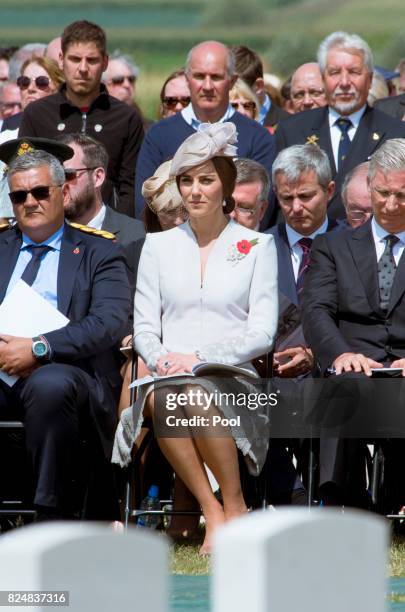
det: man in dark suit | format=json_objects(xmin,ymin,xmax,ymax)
[
  {"xmin": 267, "ymin": 143, "xmax": 338, "ymax": 377},
  {"xmin": 374, "ymin": 93, "xmax": 405, "ymax": 121},
  {"xmin": 59, "ymin": 133, "xmax": 145, "ymax": 292},
  {"xmin": 302, "ymin": 138, "xmax": 405, "ymax": 509},
  {"xmin": 0, "ymin": 138, "xmax": 131, "ymax": 518},
  {"xmin": 276, "ymin": 31, "xmax": 405, "ymax": 220}
]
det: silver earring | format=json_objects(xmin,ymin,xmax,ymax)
[{"xmin": 222, "ymin": 200, "xmax": 226, "ymax": 207}]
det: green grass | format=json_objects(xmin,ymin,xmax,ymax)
[{"xmin": 170, "ymin": 536, "xmax": 405, "ymax": 577}]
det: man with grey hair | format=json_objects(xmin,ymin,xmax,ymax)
[
  {"xmin": 230, "ymin": 158, "xmax": 269, "ymax": 231},
  {"xmin": 341, "ymin": 161, "xmax": 373, "ymax": 228},
  {"xmin": 267, "ymin": 143, "xmax": 338, "ymax": 377},
  {"xmin": 276, "ymin": 31, "xmax": 405, "ymax": 220},
  {"xmin": 103, "ymin": 51, "xmax": 139, "ymax": 106},
  {"xmin": 302, "ymin": 137, "xmax": 405, "ymax": 509},
  {"xmin": 0, "ymin": 137, "xmax": 131, "ymax": 520},
  {"xmin": 135, "ymin": 40, "xmax": 276, "ymax": 218}
]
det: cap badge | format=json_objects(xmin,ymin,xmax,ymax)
[{"xmin": 17, "ymin": 142, "xmax": 34, "ymax": 156}]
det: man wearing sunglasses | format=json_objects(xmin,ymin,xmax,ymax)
[
  {"xmin": 0, "ymin": 137, "xmax": 131, "ymax": 520},
  {"xmin": 19, "ymin": 20, "xmax": 144, "ymax": 220},
  {"xmin": 135, "ymin": 40, "xmax": 276, "ymax": 219},
  {"xmin": 59, "ymin": 133, "xmax": 145, "ymax": 291},
  {"xmin": 103, "ymin": 52, "xmax": 139, "ymax": 107}
]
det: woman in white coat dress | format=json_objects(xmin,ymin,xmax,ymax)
[{"xmin": 116, "ymin": 122, "xmax": 278, "ymax": 553}]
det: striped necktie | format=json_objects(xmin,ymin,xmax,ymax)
[{"xmin": 296, "ymin": 237, "xmax": 313, "ymax": 302}]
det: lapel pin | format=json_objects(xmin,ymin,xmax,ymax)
[
  {"xmin": 306, "ymin": 135, "xmax": 319, "ymax": 145},
  {"xmin": 73, "ymin": 247, "xmax": 80, "ymax": 254},
  {"xmin": 57, "ymin": 123, "xmax": 66, "ymax": 131},
  {"xmin": 372, "ymin": 132, "xmax": 380, "ymax": 140},
  {"xmin": 94, "ymin": 124, "xmax": 103, "ymax": 132}
]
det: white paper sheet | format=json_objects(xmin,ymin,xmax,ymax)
[{"xmin": 0, "ymin": 280, "xmax": 70, "ymax": 385}]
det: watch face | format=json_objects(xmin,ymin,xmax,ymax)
[{"xmin": 33, "ymin": 341, "xmax": 47, "ymax": 357}]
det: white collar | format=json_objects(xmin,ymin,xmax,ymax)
[
  {"xmin": 181, "ymin": 103, "xmax": 235, "ymax": 128},
  {"xmin": 371, "ymin": 216, "xmax": 405, "ymax": 245},
  {"xmin": 285, "ymin": 217, "xmax": 329, "ymax": 248},
  {"xmin": 328, "ymin": 105, "xmax": 366, "ymax": 130},
  {"xmin": 87, "ymin": 204, "xmax": 107, "ymax": 231}
]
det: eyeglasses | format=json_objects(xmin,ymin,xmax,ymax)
[
  {"xmin": 9, "ymin": 184, "xmax": 61, "ymax": 205},
  {"xmin": 291, "ymin": 88, "xmax": 325, "ymax": 101},
  {"xmin": 17, "ymin": 75, "xmax": 51, "ymax": 91},
  {"xmin": 234, "ymin": 205, "xmax": 256, "ymax": 217},
  {"xmin": 347, "ymin": 208, "xmax": 373, "ymax": 221},
  {"xmin": 371, "ymin": 187, "xmax": 405, "ymax": 204},
  {"xmin": 64, "ymin": 167, "xmax": 97, "ymax": 181},
  {"xmin": 0, "ymin": 101, "xmax": 21, "ymax": 111},
  {"xmin": 110, "ymin": 75, "xmax": 136, "ymax": 85},
  {"xmin": 162, "ymin": 96, "xmax": 190, "ymax": 109},
  {"xmin": 231, "ymin": 101, "xmax": 256, "ymax": 112}
]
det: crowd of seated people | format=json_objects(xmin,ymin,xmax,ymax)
[{"xmin": 1, "ymin": 20, "xmax": 405, "ymax": 547}]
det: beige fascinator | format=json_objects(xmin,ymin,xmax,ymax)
[
  {"xmin": 142, "ymin": 159, "xmax": 183, "ymax": 213},
  {"xmin": 170, "ymin": 122, "xmax": 238, "ymax": 177}
]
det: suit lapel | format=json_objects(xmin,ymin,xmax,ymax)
[
  {"xmin": 57, "ymin": 224, "xmax": 85, "ymax": 315},
  {"xmin": 101, "ymin": 206, "xmax": 120, "ymax": 239},
  {"xmin": 348, "ymin": 220, "xmax": 381, "ymax": 313},
  {"xmin": 305, "ymin": 108, "xmax": 336, "ymax": 174},
  {"xmin": 0, "ymin": 230, "xmax": 22, "ymax": 303},
  {"xmin": 277, "ymin": 224, "xmax": 299, "ymax": 305},
  {"xmin": 387, "ymin": 246, "xmax": 405, "ymax": 314}
]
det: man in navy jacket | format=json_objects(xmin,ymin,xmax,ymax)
[
  {"xmin": 135, "ymin": 41, "xmax": 276, "ymax": 219},
  {"xmin": 0, "ymin": 139, "xmax": 131, "ymax": 518}
]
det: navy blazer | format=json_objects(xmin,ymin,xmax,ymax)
[
  {"xmin": 266, "ymin": 219, "xmax": 339, "ymax": 306},
  {"xmin": 276, "ymin": 106, "xmax": 405, "ymax": 219},
  {"xmin": 0, "ymin": 223, "xmax": 132, "ymax": 455},
  {"xmin": 302, "ymin": 219, "xmax": 405, "ymax": 372}
]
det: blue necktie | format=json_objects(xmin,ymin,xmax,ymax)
[
  {"xmin": 20, "ymin": 245, "xmax": 52, "ymax": 286},
  {"xmin": 336, "ymin": 117, "xmax": 353, "ymax": 169}
]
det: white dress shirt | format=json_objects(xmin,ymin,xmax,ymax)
[
  {"xmin": 285, "ymin": 218, "xmax": 329, "ymax": 281},
  {"xmin": 371, "ymin": 217, "xmax": 405, "ymax": 265},
  {"xmin": 328, "ymin": 106, "xmax": 366, "ymax": 169},
  {"xmin": 87, "ymin": 204, "xmax": 107, "ymax": 230}
]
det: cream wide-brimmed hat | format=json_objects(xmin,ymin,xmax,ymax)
[
  {"xmin": 170, "ymin": 122, "xmax": 238, "ymax": 177},
  {"xmin": 141, "ymin": 159, "xmax": 183, "ymax": 213}
]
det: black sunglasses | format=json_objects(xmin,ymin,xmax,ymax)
[
  {"xmin": 111, "ymin": 75, "xmax": 136, "ymax": 85},
  {"xmin": 64, "ymin": 167, "xmax": 97, "ymax": 181},
  {"xmin": 17, "ymin": 75, "xmax": 51, "ymax": 91},
  {"xmin": 9, "ymin": 185, "xmax": 61, "ymax": 205},
  {"xmin": 231, "ymin": 101, "xmax": 256, "ymax": 111},
  {"xmin": 162, "ymin": 96, "xmax": 190, "ymax": 109}
]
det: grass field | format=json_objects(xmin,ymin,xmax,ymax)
[{"xmin": 2, "ymin": 0, "xmax": 405, "ymax": 116}]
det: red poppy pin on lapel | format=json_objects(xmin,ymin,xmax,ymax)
[{"xmin": 73, "ymin": 247, "xmax": 80, "ymax": 254}]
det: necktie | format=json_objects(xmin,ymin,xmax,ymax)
[
  {"xmin": 336, "ymin": 117, "xmax": 353, "ymax": 169},
  {"xmin": 296, "ymin": 237, "xmax": 313, "ymax": 301},
  {"xmin": 378, "ymin": 234, "xmax": 399, "ymax": 310},
  {"xmin": 20, "ymin": 245, "xmax": 52, "ymax": 286}
]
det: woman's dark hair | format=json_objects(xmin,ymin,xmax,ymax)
[
  {"xmin": 176, "ymin": 156, "xmax": 237, "ymax": 214},
  {"xmin": 211, "ymin": 156, "xmax": 237, "ymax": 213},
  {"xmin": 142, "ymin": 206, "xmax": 162, "ymax": 233}
]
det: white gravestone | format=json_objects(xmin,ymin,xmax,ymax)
[
  {"xmin": 0, "ymin": 522, "xmax": 168, "ymax": 612},
  {"xmin": 213, "ymin": 509, "xmax": 388, "ymax": 612}
]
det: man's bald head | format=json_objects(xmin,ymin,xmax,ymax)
[
  {"xmin": 185, "ymin": 40, "xmax": 237, "ymax": 123},
  {"xmin": 46, "ymin": 37, "xmax": 62, "ymax": 63},
  {"xmin": 290, "ymin": 62, "xmax": 326, "ymax": 113}
]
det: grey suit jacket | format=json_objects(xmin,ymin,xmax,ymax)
[
  {"xmin": 374, "ymin": 93, "xmax": 405, "ymax": 121},
  {"xmin": 101, "ymin": 205, "xmax": 145, "ymax": 292}
]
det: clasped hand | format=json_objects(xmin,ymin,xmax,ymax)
[
  {"xmin": 156, "ymin": 352, "xmax": 200, "ymax": 376},
  {"xmin": 0, "ymin": 334, "xmax": 38, "ymax": 377},
  {"xmin": 332, "ymin": 352, "xmax": 405, "ymax": 377},
  {"xmin": 273, "ymin": 346, "xmax": 314, "ymax": 377}
]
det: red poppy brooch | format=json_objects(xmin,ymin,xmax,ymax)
[{"xmin": 227, "ymin": 238, "xmax": 259, "ymax": 265}]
